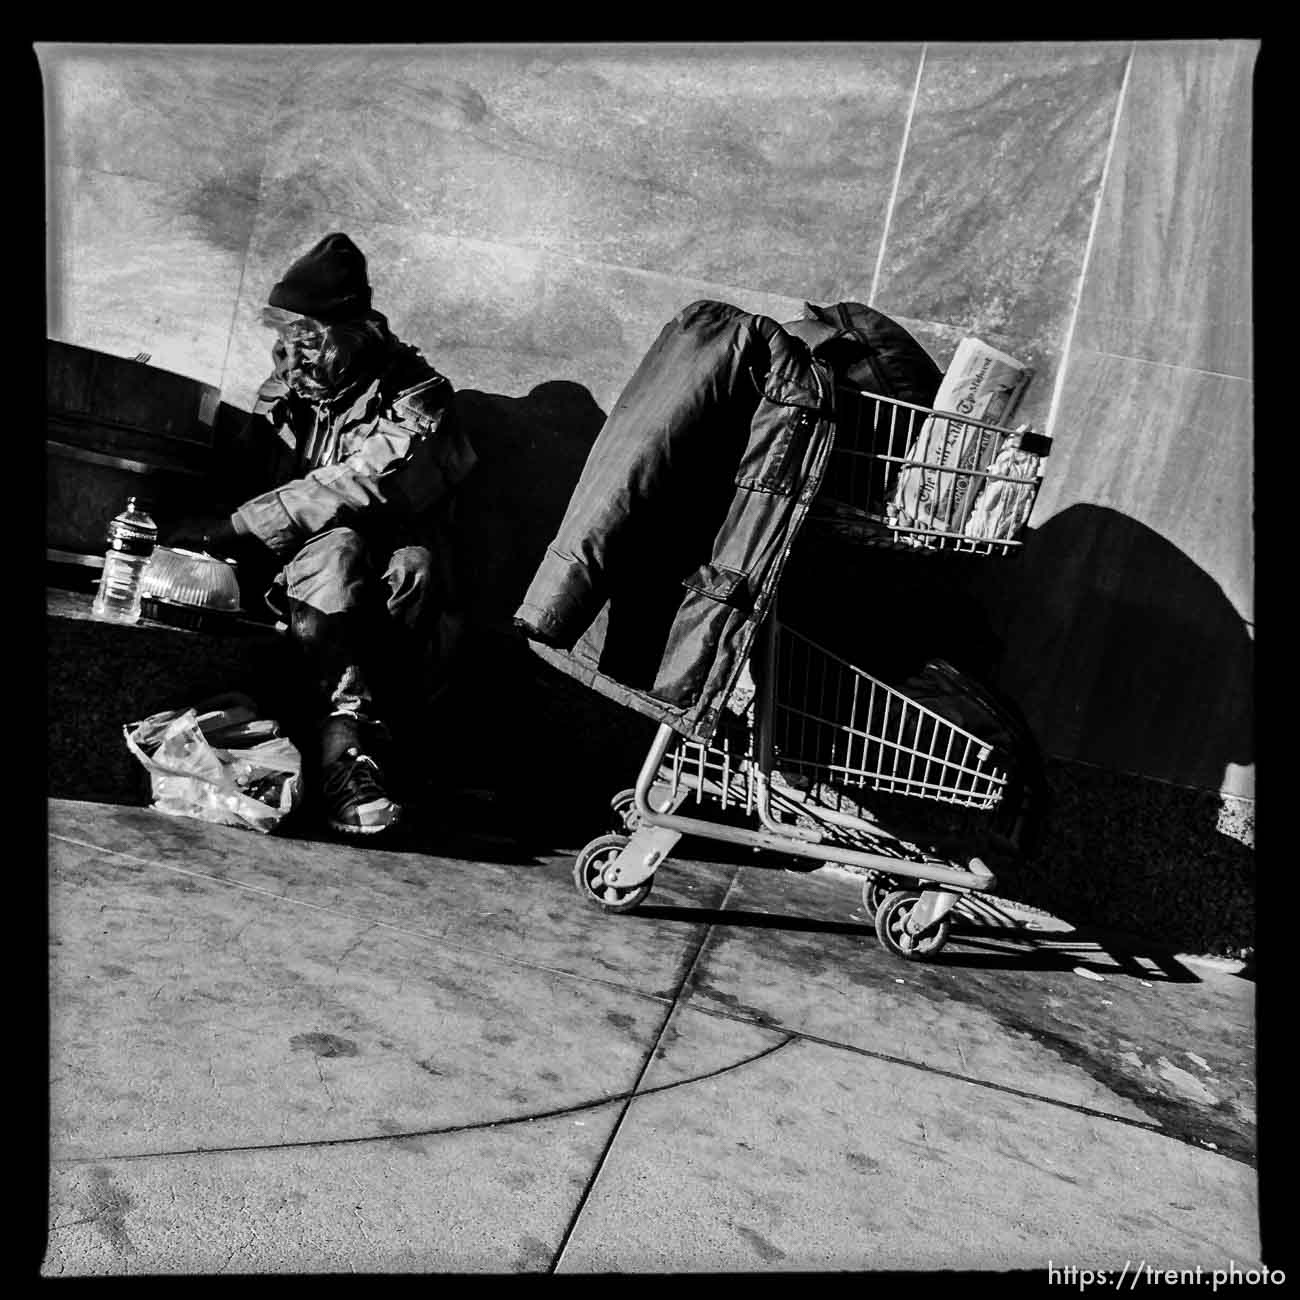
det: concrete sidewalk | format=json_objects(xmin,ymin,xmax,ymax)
[{"xmin": 44, "ymin": 797, "xmax": 1262, "ymax": 1275}]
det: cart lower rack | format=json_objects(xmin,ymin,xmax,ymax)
[{"xmin": 571, "ymin": 615, "xmax": 1010, "ymax": 961}]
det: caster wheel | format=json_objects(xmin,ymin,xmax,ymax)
[
  {"xmin": 860, "ymin": 871, "xmax": 899, "ymax": 922},
  {"xmin": 573, "ymin": 833, "xmax": 654, "ymax": 913},
  {"xmin": 609, "ymin": 788, "xmax": 642, "ymax": 834},
  {"xmin": 875, "ymin": 889, "xmax": 951, "ymax": 961}
]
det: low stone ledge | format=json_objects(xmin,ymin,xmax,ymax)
[{"xmin": 999, "ymin": 757, "xmax": 1255, "ymax": 961}]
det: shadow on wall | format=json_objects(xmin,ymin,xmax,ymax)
[
  {"xmin": 974, "ymin": 503, "xmax": 1253, "ymax": 791},
  {"xmin": 432, "ymin": 380, "xmax": 662, "ymax": 843},
  {"xmin": 452, "ymin": 380, "xmax": 606, "ymax": 635},
  {"xmin": 966, "ymin": 503, "xmax": 1255, "ymax": 956}
]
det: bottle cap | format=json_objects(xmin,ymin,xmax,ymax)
[{"xmin": 108, "ymin": 496, "xmax": 158, "ymax": 553}]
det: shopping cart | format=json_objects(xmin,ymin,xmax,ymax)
[{"xmin": 569, "ymin": 387, "xmax": 1050, "ymax": 962}]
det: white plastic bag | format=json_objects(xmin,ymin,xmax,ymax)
[
  {"xmin": 124, "ymin": 701, "xmax": 303, "ymax": 834},
  {"xmin": 963, "ymin": 426, "xmax": 1043, "ymax": 541}
]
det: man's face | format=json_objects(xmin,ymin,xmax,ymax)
[{"xmin": 262, "ymin": 309, "xmax": 331, "ymax": 398}]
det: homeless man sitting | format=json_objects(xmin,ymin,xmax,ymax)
[{"xmin": 163, "ymin": 233, "xmax": 477, "ymax": 837}]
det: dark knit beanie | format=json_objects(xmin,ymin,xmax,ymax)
[{"xmin": 268, "ymin": 233, "xmax": 373, "ymax": 322}]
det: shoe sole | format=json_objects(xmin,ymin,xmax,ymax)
[{"xmin": 327, "ymin": 813, "xmax": 403, "ymax": 836}]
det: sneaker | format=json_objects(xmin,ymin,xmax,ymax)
[{"xmin": 321, "ymin": 746, "xmax": 403, "ymax": 836}]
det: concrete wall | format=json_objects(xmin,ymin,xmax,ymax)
[{"xmin": 40, "ymin": 42, "xmax": 1256, "ymax": 949}]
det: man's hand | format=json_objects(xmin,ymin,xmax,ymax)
[{"xmin": 160, "ymin": 513, "xmax": 255, "ymax": 561}]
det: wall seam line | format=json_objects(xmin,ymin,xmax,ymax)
[
  {"xmin": 1042, "ymin": 42, "xmax": 1136, "ymax": 443},
  {"xmin": 869, "ymin": 44, "xmax": 925, "ymax": 304},
  {"xmin": 1074, "ymin": 348, "xmax": 1253, "ymax": 384}
]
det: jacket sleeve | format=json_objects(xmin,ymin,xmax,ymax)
[{"xmin": 232, "ymin": 377, "xmax": 477, "ymax": 560}]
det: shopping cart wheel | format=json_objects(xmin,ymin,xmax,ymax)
[
  {"xmin": 860, "ymin": 871, "xmax": 900, "ymax": 922},
  {"xmin": 573, "ymin": 833, "xmax": 654, "ymax": 913},
  {"xmin": 875, "ymin": 890, "xmax": 951, "ymax": 961},
  {"xmin": 609, "ymin": 788, "xmax": 642, "ymax": 834}
]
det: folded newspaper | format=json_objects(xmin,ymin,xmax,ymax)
[{"xmin": 889, "ymin": 337, "xmax": 1033, "ymax": 535}]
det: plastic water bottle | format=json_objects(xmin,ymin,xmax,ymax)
[{"xmin": 92, "ymin": 497, "xmax": 158, "ymax": 624}]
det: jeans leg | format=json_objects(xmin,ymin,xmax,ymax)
[{"xmin": 274, "ymin": 528, "xmax": 385, "ymax": 764}]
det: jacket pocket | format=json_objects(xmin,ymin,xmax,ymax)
[
  {"xmin": 650, "ymin": 564, "xmax": 749, "ymax": 706},
  {"xmin": 680, "ymin": 562, "xmax": 749, "ymax": 609}
]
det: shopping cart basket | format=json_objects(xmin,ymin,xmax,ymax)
[
  {"xmin": 812, "ymin": 383, "xmax": 1051, "ymax": 554},
  {"xmin": 568, "ymin": 387, "xmax": 1050, "ymax": 962}
]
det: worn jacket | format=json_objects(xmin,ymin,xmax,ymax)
[
  {"xmin": 514, "ymin": 300, "xmax": 842, "ymax": 741},
  {"xmin": 225, "ymin": 334, "xmax": 477, "ymax": 563}
]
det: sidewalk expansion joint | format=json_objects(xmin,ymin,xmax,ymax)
[{"xmin": 548, "ymin": 864, "xmax": 749, "ymax": 1274}]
